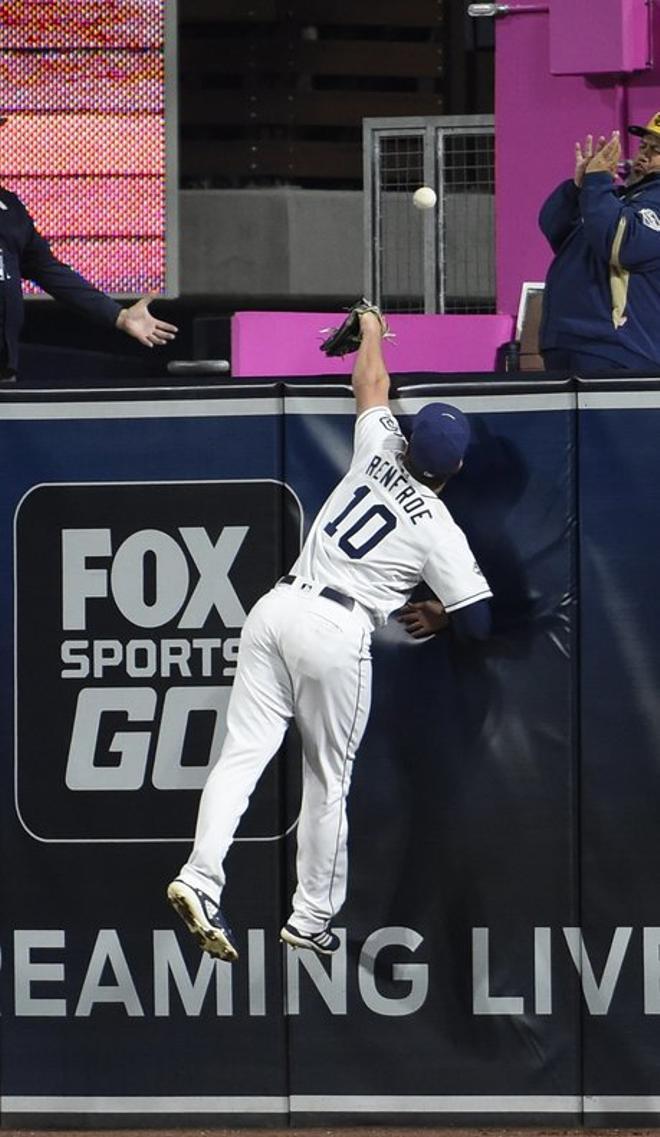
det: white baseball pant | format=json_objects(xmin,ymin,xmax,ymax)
[{"xmin": 178, "ymin": 578, "xmax": 373, "ymax": 934}]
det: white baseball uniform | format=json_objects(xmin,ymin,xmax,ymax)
[{"xmin": 178, "ymin": 405, "xmax": 492, "ymax": 933}]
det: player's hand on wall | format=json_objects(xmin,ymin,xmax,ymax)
[
  {"xmin": 574, "ymin": 134, "xmax": 607, "ymax": 186},
  {"xmin": 397, "ymin": 599, "xmax": 449, "ymax": 638},
  {"xmin": 584, "ymin": 131, "xmax": 621, "ymax": 179},
  {"xmin": 116, "ymin": 293, "xmax": 178, "ymax": 348}
]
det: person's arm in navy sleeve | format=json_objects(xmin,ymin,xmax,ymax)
[
  {"xmin": 18, "ymin": 202, "xmax": 178, "ymax": 347},
  {"xmin": 397, "ymin": 597, "xmax": 491, "ymax": 641},
  {"xmin": 451, "ymin": 598, "xmax": 492, "ymax": 642},
  {"xmin": 539, "ymin": 180, "xmax": 581, "ymax": 252},
  {"xmin": 538, "ymin": 135, "xmax": 612, "ymax": 252},
  {"xmin": 20, "ymin": 222, "xmax": 122, "ymax": 327}
]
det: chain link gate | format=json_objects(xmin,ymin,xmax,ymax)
[{"xmin": 363, "ymin": 115, "xmax": 495, "ymax": 314}]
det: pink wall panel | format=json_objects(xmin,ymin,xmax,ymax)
[
  {"xmin": 231, "ymin": 312, "xmax": 515, "ymax": 377},
  {"xmin": 549, "ymin": 0, "xmax": 650, "ymax": 75}
]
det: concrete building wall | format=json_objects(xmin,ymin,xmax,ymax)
[
  {"xmin": 179, "ymin": 187, "xmax": 495, "ymax": 306},
  {"xmin": 179, "ymin": 188, "xmax": 364, "ymax": 299}
]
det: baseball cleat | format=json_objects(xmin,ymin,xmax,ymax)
[
  {"xmin": 280, "ymin": 921, "xmax": 340, "ymax": 955},
  {"xmin": 167, "ymin": 878, "xmax": 239, "ymax": 962},
  {"xmin": 319, "ymin": 298, "xmax": 393, "ymax": 357}
]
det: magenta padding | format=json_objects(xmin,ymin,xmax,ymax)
[
  {"xmin": 231, "ymin": 311, "xmax": 516, "ymax": 377},
  {"xmin": 550, "ymin": 0, "xmax": 649, "ymax": 75}
]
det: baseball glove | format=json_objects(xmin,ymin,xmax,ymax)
[{"xmin": 319, "ymin": 298, "xmax": 391, "ymax": 357}]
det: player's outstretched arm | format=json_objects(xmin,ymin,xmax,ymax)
[{"xmin": 351, "ymin": 310, "xmax": 391, "ymax": 415}]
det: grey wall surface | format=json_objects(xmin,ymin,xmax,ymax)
[
  {"xmin": 179, "ymin": 188, "xmax": 364, "ymax": 299},
  {"xmin": 179, "ymin": 188, "xmax": 495, "ymax": 306}
]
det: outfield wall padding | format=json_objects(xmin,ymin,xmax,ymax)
[{"xmin": 0, "ymin": 376, "xmax": 655, "ymax": 1127}]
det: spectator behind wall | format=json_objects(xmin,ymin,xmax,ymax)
[
  {"xmin": 0, "ymin": 114, "xmax": 177, "ymax": 382},
  {"xmin": 539, "ymin": 118, "xmax": 660, "ymax": 374}
]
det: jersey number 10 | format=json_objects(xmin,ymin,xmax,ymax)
[{"xmin": 324, "ymin": 484, "xmax": 396, "ymax": 560}]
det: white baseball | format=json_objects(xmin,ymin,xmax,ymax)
[{"xmin": 412, "ymin": 186, "xmax": 437, "ymax": 210}]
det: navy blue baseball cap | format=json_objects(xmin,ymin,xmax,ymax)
[{"xmin": 408, "ymin": 402, "xmax": 470, "ymax": 480}]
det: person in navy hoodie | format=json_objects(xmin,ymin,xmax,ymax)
[{"xmin": 539, "ymin": 115, "xmax": 660, "ymax": 373}]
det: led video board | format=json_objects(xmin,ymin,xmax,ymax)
[{"xmin": 0, "ymin": 0, "xmax": 177, "ymax": 296}]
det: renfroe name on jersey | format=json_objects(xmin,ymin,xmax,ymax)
[{"xmin": 364, "ymin": 453, "xmax": 434, "ymax": 524}]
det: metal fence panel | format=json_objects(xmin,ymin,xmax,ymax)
[{"xmin": 364, "ymin": 116, "xmax": 495, "ymax": 314}]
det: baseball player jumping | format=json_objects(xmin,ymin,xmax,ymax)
[{"xmin": 167, "ymin": 302, "xmax": 492, "ymax": 962}]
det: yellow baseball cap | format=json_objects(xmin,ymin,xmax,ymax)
[{"xmin": 629, "ymin": 112, "xmax": 660, "ymax": 138}]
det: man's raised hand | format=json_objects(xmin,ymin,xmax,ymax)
[
  {"xmin": 584, "ymin": 131, "xmax": 621, "ymax": 179},
  {"xmin": 575, "ymin": 134, "xmax": 607, "ymax": 186}
]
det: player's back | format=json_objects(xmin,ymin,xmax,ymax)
[{"xmin": 290, "ymin": 406, "xmax": 488, "ymax": 626}]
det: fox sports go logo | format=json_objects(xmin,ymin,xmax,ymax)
[
  {"xmin": 60, "ymin": 523, "xmax": 247, "ymax": 793},
  {"xmin": 15, "ymin": 480, "xmax": 299, "ymax": 841}
]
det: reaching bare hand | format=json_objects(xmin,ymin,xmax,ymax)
[
  {"xmin": 584, "ymin": 131, "xmax": 621, "ymax": 179},
  {"xmin": 575, "ymin": 134, "xmax": 607, "ymax": 186},
  {"xmin": 396, "ymin": 600, "xmax": 449, "ymax": 638},
  {"xmin": 116, "ymin": 293, "xmax": 178, "ymax": 348}
]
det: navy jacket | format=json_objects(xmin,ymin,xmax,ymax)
[
  {"xmin": 539, "ymin": 171, "xmax": 660, "ymax": 366},
  {"xmin": 0, "ymin": 186, "xmax": 121, "ymax": 372}
]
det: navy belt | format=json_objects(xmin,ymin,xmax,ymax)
[{"xmin": 279, "ymin": 574, "xmax": 355, "ymax": 612}]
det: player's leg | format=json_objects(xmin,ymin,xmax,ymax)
[
  {"xmin": 168, "ymin": 590, "xmax": 293, "ymax": 957},
  {"xmin": 177, "ymin": 590, "xmax": 293, "ymax": 896},
  {"xmin": 280, "ymin": 603, "xmax": 373, "ymax": 948}
]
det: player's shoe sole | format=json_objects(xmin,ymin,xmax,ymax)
[
  {"xmin": 280, "ymin": 922, "xmax": 340, "ymax": 956},
  {"xmin": 167, "ymin": 879, "xmax": 239, "ymax": 962}
]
